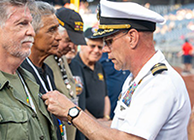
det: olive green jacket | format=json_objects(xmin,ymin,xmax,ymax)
[
  {"xmin": 44, "ymin": 55, "xmax": 76, "ymax": 140},
  {"xmin": 0, "ymin": 67, "xmax": 57, "ymax": 140}
]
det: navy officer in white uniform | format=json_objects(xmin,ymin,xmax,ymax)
[{"xmin": 42, "ymin": 0, "xmax": 191, "ymax": 140}]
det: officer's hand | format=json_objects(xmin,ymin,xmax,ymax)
[{"xmin": 42, "ymin": 90, "xmax": 75, "ymax": 121}]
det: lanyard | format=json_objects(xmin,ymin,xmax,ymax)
[
  {"xmin": 17, "ymin": 70, "xmax": 37, "ymax": 113},
  {"xmin": 26, "ymin": 58, "xmax": 65, "ymax": 137},
  {"xmin": 54, "ymin": 56, "xmax": 74, "ymax": 98},
  {"xmin": 26, "ymin": 57, "xmax": 53, "ymax": 92}
]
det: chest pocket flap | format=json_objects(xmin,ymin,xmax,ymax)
[
  {"xmin": 0, "ymin": 103, "xmax": 29, "ymax": 140},
  {"xmin": 114, "ymin": 101, "xmax": 128, "ymax": 119},
  {"xmin": 0, "ymin": 103, "xmax": 28, "ymax": 123}
]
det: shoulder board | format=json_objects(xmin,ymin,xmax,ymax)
[{"xmin": 151, "ymin": 63, "xmax": 168, "ymax": 76}]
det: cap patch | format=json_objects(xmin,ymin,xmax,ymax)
[
  {"xmin": 92, "ymin": 27, "xmax": 98, "ymax": 33},
  {"xmin": 93, "ymin": 29, "xmax": 114, "ymax": 36},
  {"xmin": 151, "ymin": 63, "xmax": 168, "ymax": 76},
  {"xmin": 57, "ymin": 18, "xmax": 64, "ymax": 26},
  {"xmin": 74, "ymin": 21, "xmax": 83, "ymax": 31}
]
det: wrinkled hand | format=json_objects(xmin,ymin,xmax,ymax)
[{"xmin": 42, "ymin": 90, "xmax": 75, "ymax": 121}]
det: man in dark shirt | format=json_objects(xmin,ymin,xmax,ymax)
[{"xmin": 70, "ymin": 27, "xmax": 110, "ymax": 119}]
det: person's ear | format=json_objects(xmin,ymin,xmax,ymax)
[{"xmin": 126, "ymin": 29, "xmax": 139, "ymax": 49}]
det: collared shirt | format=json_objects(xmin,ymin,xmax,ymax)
[
  {"xmin": 71, "ymin": 53, "xmax": 107, "ymax": 118},
  {"xmin": 0, "ymin": 67, "xmax": 57, "ymax": 140},
  {"xmin": 111, "ymin": 50, "xmax": 191, "ymax": 140}
]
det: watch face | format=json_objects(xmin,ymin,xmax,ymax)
[{"xmin": 70, "ymin": 108, "xmax": 79, "ymax": 117}]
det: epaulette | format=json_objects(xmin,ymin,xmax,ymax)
[{"xmin": 151, "ymin": 63, "xmax": 168, "ymax": 76}]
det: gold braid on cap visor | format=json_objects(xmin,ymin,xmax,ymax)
[
  {"xmin": 93, "ymin": 29, "xmax": 114, "ymax": 36},
  {"xmin": 99, "ymin": 24, "xmax": 131, "ymax": 29}
]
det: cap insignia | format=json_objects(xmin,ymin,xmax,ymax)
[
  {"xmin": 91, "ymin": 27, "xmax": 98, "ymax": 33},
  {"xmin": 93, "ymin": 29, "xmax": 114, "ymax": 36},
  {"xmin": 74, "ymin": 22, "xmax": 83, "ymax": 31}
]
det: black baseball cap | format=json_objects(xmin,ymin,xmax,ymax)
[
  {"xmin": 84, "ymin": 27, "xmax": 103, "ymax": 39},
  {"xmin": 56, "ymin": 7, "xmax": 86, "ymax": 45}
]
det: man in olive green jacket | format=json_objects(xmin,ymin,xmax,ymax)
[
  {"xmin": 0, "ymin": 0, "xmax": 57, "ymax": 139},
  {"xmin": 0, "ymin": 68, "xmax": 57, "ymax": 140}
]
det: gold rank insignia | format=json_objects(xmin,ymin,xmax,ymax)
[
  {"xmin": 98, "ymin": 73, "xmax": 104, "ymax": 81},
  {"xmin": 151, "ymin": 63, "xmax": 168, "ymax": 76}
]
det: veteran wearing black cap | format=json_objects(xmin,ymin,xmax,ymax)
[
  {"xmin": 42, "ymin": 1, "xmax": 191, "ymax": 140},
  {"xmin": 71, "ymin": 26, "xmax": 111, "ymax": 120},
  {"xmin": 56, "ymin": 7, "xmax": 86, "ymax": 63},
  {"xmin": 44, "ymin": 7, "xmax": 86, "ymax": 140}
]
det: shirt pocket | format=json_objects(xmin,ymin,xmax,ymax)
[
  {"xmin": 114, "ymin": 100, "xmax": 128, "ymax": 120},
  {"xmin": 0, "ymin": 103, "xmax": 29, "ymax": 140}
]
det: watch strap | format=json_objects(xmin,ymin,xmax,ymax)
[{"xmin": 67, "ymin": 106, "xmax": 81, "ymax": 125}]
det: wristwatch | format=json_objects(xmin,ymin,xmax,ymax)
[{"xmin": 67, "ymin": 106, "xmax": 81, "ymax": 125}]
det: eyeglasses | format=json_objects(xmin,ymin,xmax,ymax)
[
  {"xmin": 103, "ymin": 30, "xmax": 129, "ymax": 47},
  {"xmin": 88, "ymin": 44, "xmax": 103, "ymax": 50}
]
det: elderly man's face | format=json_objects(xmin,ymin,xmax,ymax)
[
  {"xmin": 82, "ymin": 38, "xmax": 103, "ymax": 63},
  {"xmin": 57, "ymin": 30, "xmax": 72, "ymax": 57},
  {"xmin": 33, "ymin": 14, "xmax": 61, "ymax": 56},
  {"xmin": 0, "ymin": 6, "xmax": 35, "ymax": 59},
  {"xmin": 65, "ymin": 38, "xmax": 78, "ymax": 61}
]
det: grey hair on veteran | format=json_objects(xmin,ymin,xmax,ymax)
[
  {"xmin": 0, "ymin": 0, "xmax": 35, "ymax": 27},
  {"xmin": 58, "ymin": 25, "xmax": 66, "ymax": 34},
  {"xmin": 29, "ymin": 1, "xmax": 56, "ymax": 33}
]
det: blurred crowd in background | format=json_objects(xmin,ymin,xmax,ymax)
[{"xmin": 38, "ymin": 0, "xmax": 194, "ymax": 67}]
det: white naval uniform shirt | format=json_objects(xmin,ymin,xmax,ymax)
[{"xmin": 111, "ymin": 50, "xmax": 191, "ymax": 140}]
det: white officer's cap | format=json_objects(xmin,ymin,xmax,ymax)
[{"xmin": 93, "ymin": 0, "xmax": 165, "ymax": 38}]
